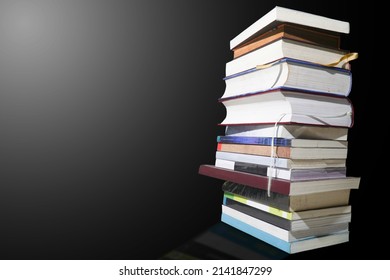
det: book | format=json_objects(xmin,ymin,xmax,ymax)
[
  {"xmin": 222, "ymin": 181, "xmax": 351, "ymax": 212},
  {"xmin": 224, "ymin": 196, "xmax": 351, "ymax": 231},
  {"xmin": 217, "ymin": 136, "xmax": 348, "ymax": 148},
  {"xmin": 216, "ymin": 142, "xmax": 348, "ymax": 160},
  {"xmin": 220, "ymin": 89, "xmax": 354, "ymax": 127},
  {"xmin": 216, "ymin": 151, "xmax": 346, "ymax": 169},
  {"xmin": 222, "ymin": 205, "xmax": 349, "ymax": 242},
  {"xmin": 230, "ymin": 6, "xmax": 349, "ymax": 50},
  {"xmin": 226, "ymin": 38, "xmax": 349, "ymax": 76},
  {"xmin": 233, "ymin": 23, "xmax": 341, "ymax": 58},
  {"xmin": 223, "ymin": 192, "xmax": 352, "ymax": 221},
  {"xmin": 215, "ymin": 159, "xmax": 347, "ymax": 181},
  {"xmin": 221, "ymin": 211, "xmax": 349, "ymax": 254},
  {"xmin": 224, "ymin": 124, "xmax": 349, "ymax": 140},
  {"xmin": 222, "ymin": 58, "xmax": 352, "ymax": 99},
  {"xmin": 198, "ymin": 164, "xmax": 360, "ymax": 196}
]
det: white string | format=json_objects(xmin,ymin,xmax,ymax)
[{"xmin": 266, "ymin": 111, "xmax": 353, "ymax": 197}]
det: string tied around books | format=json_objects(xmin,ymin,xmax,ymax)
[
  {"xmin": 256, "ymin": 52, "xmax": 359, "ymax": 70},
  {"xmin": 267, "ymin": 110, "xmax": 353, "ymax": 197}
]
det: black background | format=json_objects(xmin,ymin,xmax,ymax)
[{"xmin": 0, "ymin": 0, "xmax": 379, "ymax": 260}]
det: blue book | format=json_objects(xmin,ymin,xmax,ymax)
[
  {"xmin": 216, "ymin": 136, "xmax": 348, "ymax": 148},
  {"xmin": 221, "ymin": 212, "xmax": 349, "ymax": 254}
]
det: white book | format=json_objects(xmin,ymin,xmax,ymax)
[
  {"xmin": 222, "ymin": 58, "xmax": 352, "ymax": 99},
  {"xmin": 226, "ymin": 38, "xmax": 348, "ymax": 77},
  {"xmin": 215, "ymin": 151, "xmax": 346, "ymax": 169},
  {"xmin": 220, "ymin": 89, "xmax": 354, "ymax": 127},
  {"xmin": 222, "ymin": 210, "xmax": 350, "ymax": 254},
  {"xmin": 215, "ymin": 158, "xmax": 347, "ymax": 181},
  {"xmin": 224, "ymin": 192, "xmax": 352, "ymax": 221},
  {"xmin": 230, "ymin": 6, "xmax": 349, "ymax": 49},
  {"xmin": 224, "ymin": 124, "xmax": 349, "ymax": 141}
]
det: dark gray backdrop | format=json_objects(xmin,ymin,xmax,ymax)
[{"xmin": 0, "ymin": 0, "xmax": 375, "ymax": 259}]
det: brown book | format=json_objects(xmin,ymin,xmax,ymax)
[
  {"xmin": 198, "ymin": 164, "xmax": 360, "ymax": 196},
  {"xmin": 216, "ymin": 143, "xmax": 348, "ymax": 159},
  {"xmin": 233, "ymin": 23, "xmax": 341, "ymax": 58}
]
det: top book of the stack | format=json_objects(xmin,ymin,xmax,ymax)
[{"xmin": 230, "ymin": 6, "xmax": 350, "ymax": 50}]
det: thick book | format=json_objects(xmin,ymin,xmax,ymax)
[
  {"xmin": 222, "ymin": 181, "xmax": 351, "ymax": 212},
  {"xmin": 220, "ymin": 89, "xmax": 354, "ymax": 128},
  {"xmin": 223, "ymin": 192, "xmax": 352, "ymax": 221},
  {"xmin": 198, "ymin": 164, "xmax": 360, "ymax": 196},
  {"xmin": 224, "ymin": 124, "xmax": 349, "ymax": 140},
  {"xmin": 230, "ymin": 6, "xmax": 349, "ymax": 49},
  {"xmin": 223, "ymin": 196, "xmax": 351, "ymax": 231},
  {"xmin": 216, "ymin": 151, "xmax": 346, "ymax": 169},
  {"xmin": 216, "ymin": 142, "xmax": 348, "ymax": 160},
  {"xmin": 221, "ymin": 211, "xmax": 349, "ymax": 254},
  {"xmin": 233, "ymin": 23, "xmax": 341, "ymax": 58},
  {"xmin": 222, "ymin": 58, "xmax": 352, "ymax": 99},
  {"xmin": 217, "ymin": 136, "xmax": 348, "ymax": 148},
  {"xmin": 215, "ymin": 159, "xmax": 347, "ymax": 181},
  {"xmin": 222, "ymin": 205, "xmax": 349, "ymax": 242},
  {"xmin": 226, "ymin": 38, "xmax": 349, "ymax": 76}
]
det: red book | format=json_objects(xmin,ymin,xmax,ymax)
[{"xmin": 198, "ymin": 164, "xmax": 359, "ymax": 196}]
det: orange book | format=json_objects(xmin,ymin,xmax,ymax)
[
  {"xmin": 233, "ymin": 23, "xmax": 340, "ymax": 58},
  {"xmin": 216, "ymin": 142, "xmax": 347, "ymax": 160}
]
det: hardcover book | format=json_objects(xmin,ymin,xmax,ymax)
[
  {"xmin": 230, "ymin": 6, "xmax": 349, "ymax": 49},
  {"xmin": 224, "ymin": 124, "xmax": 349, "ymax": 140},
  {"xmin": 220, "ymin": 89, "xmax": 354, "ymax": 128},
  {"xmin": 198, "ymin": 164, "xmax": 360, "ymax": 196},
  {"xmin": 226, "ymin": 38, "xmax": 349, "ymax": 76},
  {"xmin": 217, "ymin": 136, "xmax": 348, "ymax": 148},
  {"xmin": 222, "ymin": 58, "xmax": 352, "ymax": 99},
  {"xmin": 233, "ymin": 23, "xmax": 341, "ymax": 58}
]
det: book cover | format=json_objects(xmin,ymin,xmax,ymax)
[
  {"xmin": 198, "ymin": 164, "xmax": 360, "ymax": 196},
  {"xmin": 230, "ymin": 6, "xmax": 350, "ymax": 49}
]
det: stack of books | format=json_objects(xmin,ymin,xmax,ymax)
[{"xmin": 199, "ymin": 6, "xmax": 360, "ymax": 254}]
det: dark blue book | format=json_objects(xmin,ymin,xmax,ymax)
[{"xmin": 216, "ymin": 136, "xmax": 347, "ymax": 148}]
